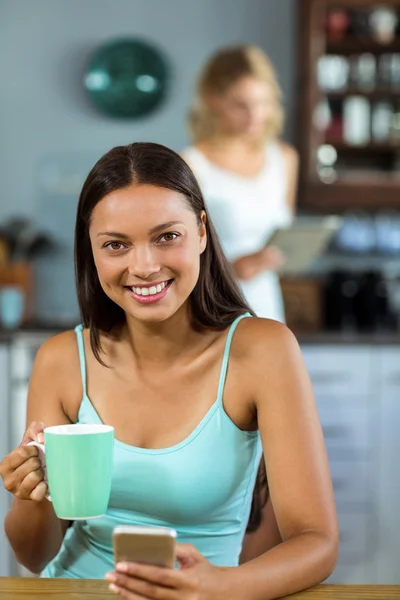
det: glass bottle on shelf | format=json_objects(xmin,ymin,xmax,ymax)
[
  {"xmin": 316, "ymin": 144, "xmax": 338, "ymax": 184},
  {"xmin": 369, "ymin": 6, "xmax": 399, "ymax": 44},
  {"xmin": 350, "ymin": 53, "xmax": 376, "ymax": 91},
  {"xmin": 325, "ymin": 8, "xmax": 350, "ymax": 42},
  {"xmin": 343, "ymin": 96, "xmax": 371, "ymax": 145},
  {"xmin": 372, "ymin": 101, "xmax": 393, "ymax": 141},
  {"xmin": 317, "ymin": 55, "xmax": 349, "ymax": 91}
]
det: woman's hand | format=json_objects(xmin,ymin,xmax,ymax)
[
  {"xmin": 0, "ymin": 421, "xmax": 48, "ymax": 502},
  {"xmin": 106, "ymin": 543, "xmax": 229, "ymax": 600},
  {"xmin": 232, "ymin": 246, "xmax": 285, "ymax": 281}
]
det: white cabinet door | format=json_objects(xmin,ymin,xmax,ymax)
[
  {"xmin": 302, "ymin": 346, "xmax": 372, "ymax": 399},
  {"xmin": 301, "ymin": 345, "xmax": 377, "ymax": 583},
  {"xmin": 0, "ymin": 344, "xmax": 12, "ymax": 576},
  {"xmin": 377, "ymin": 347, "xmax": 400, "ymax": 584}
]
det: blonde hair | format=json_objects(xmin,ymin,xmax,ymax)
[{"xmin": 188, "ymin": 45, "xmax": 284, "ymax": 143}]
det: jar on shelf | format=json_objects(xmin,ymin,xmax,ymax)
[
  {"xmin": 369, "ymin": 6, "xmax": 399, "ymax": 44},
  {"xmin": 343, "ymin": 96, "xmax": 371, "ymax": 145},
  {"xmin": 371, "ymin": 101, "xmax": 393, "ymax": 141},
  {"xmin": 325, "ymin": 8, "xmax": 351, "ymax": 41}
]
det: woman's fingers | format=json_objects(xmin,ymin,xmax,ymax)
[
  {"xmin": 12, "ymin": 456, "xmax": 42, "ymax": 488},
  {"xmin": 21, "ymin": 421, "xmax": 45, "ymax": 445},
  {"xmin": 17, "ymin": 467, "xmax": 45, "ymax": 499},
  {"xmin": 29, "ymin": 480, "xmax": 49, "ymax": 502}
]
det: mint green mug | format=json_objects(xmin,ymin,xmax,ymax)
[{"xmin": 28, "ymin": 424, "xmax": 114, "ymax": 520}]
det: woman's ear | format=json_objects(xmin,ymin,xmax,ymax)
[{"xmin": 199, "ymin": 210, "xmax": 207, "ymax": 254}]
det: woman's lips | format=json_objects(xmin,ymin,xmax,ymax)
[{"xmin": 125, "ymin": 280, "xmax": 173, "ymax": 305}]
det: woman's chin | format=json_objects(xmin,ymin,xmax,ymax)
[{"xmin": 125, "ymin": 302, "xmax": 181, "ymax": 324}]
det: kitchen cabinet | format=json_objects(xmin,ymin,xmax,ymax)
[
  {"xmin": 301, "ymin": 344, "xmax": 399, "ymax": 584},
  {"xmin": 376, "ymin": 348, "xmax": 400, "ymax": 584},
  {"xmin": 0, "ymin": 332, "xmax": 55, "ymax": 577}
]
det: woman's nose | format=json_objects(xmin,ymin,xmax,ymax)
[{"xmin": 128, "ymin": 245, "xmax": 161, "ymax": 279}]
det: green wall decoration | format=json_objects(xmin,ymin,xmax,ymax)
[{"xmin": 84, "ymin": 38, "xmax": 170, "ymax": 119}]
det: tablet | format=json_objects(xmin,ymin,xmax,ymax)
[{"xmin": 265, "ymin": 216, "xmax": 341, "ymax": 274}]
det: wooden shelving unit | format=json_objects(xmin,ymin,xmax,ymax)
[
  {"xmin": 326, "ymin": 89, "xmax": 400, "ymax": 99},
  {"xmin": 326, "ymin": 38, "xmax": 400, "ymax": 54},
  {"xmin": 298, "ymin": 0, "xmax": 400, "ymax": 211}
]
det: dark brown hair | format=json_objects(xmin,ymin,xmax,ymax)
[{"xmin": 74, "ymin": 141, "xmax": 267, "ymax": 532}]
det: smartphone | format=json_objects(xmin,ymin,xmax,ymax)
[{"xmin": 113, "ymin": 526, "xmax": 177, "ymax": 568}]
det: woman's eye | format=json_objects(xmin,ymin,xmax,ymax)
[
  {"xmin": 104, "ymin": 241, "xmax": 125, "ymax": 251},
  {"xmin": 159, "ymin": 232, "xmax": 179, "ymax": 244}
]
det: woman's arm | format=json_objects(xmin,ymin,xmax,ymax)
[
  {"xmin": 232, "ymin": 247, "xmax": 284, "ymax": 281},
  {"xmin": 3, "ymin": 332, "xmax": 79, "ymax": 573},
  {"xmin": 239, "ymin": 496, "xmax": 282, "ymax": 564},
  {"xmin": 280, "ymin": 142, "xmax": 299, "ymax": 215},
  {"xmin": 228, "ymin": 320, "xmax": 338, "ymax": 599}
]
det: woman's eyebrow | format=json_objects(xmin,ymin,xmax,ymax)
[
  {"xmin": 148, "ymin": 221, "xmax": 184, "ymax": 234},
  {"xmin": 96, "ymin": 231, "xmax": 131, "ymax": 239},
  {"xmin": 96, "ymin": 222, "xmax": 184, "ymax": 238}
]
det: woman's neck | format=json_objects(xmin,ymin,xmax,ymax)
[{"xmin": 121, "ymin": 305, "xmax": 205, "ymax": 366}]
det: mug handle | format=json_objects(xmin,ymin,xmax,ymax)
[{"xmin": 26, "ymin": 441, "xmax": 52, "ymax": 501}]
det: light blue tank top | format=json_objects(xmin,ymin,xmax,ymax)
[{"xmin": 41, "ymin": 313, "xmax": 262, "ymax": 578}]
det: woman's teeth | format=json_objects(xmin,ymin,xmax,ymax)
[{"xmin": 131, "ymin": 281, "xmax": 168, "ymax": 296}]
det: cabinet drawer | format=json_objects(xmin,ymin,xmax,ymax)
[
  {"xmin": 329, "ymin": 460, "xmax": 370, "ymax": 506},
  {"xmin": 318, "ymin": 404, "xmax": 371, "ymax": 457},
  {"xmin": 337, "ymin": 511, "xmax": 377, "ymax": 565},
  {"xmin": 327, "ymin": 562, "xmax": 377, "ymax": 585},
  {"xmin": 380, "ymin": 348, "xmax": 400, "ymax": 387},
  {"xmin": 302, "ymin": 347, "xmax": 372, "ymax": 398}
]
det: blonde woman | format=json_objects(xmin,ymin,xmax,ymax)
[{"xmin": 183, "ymin": 45, "xmax": 299, "ymax": 323}]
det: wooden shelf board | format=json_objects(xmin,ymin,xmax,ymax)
[
  {"xmin": 326, "ymin": 38, "xmax": 400, "ymax": 55},
  {"xmin": 325, "ymin": 89, "xmax": 400, "ymax": 99},
  {"xmin": 324, "ymin": 141, "xmax": 400, "ymax": 152},
  {"xmin": 300, "ymin": 179, "xmax": 400, "ymax": 212}
]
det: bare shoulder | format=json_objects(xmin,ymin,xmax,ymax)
[
  {"xmin": 35, "ymin": 329, "xmax": 79, "ymax": 370},
  {"xmin": 231, "ymin": 317, "xmax": 304, "ymax": 383},
  {"xmin": 233, "ymin": 316, "xmax": 299, "ymax": 356},
  {"xmin": 32, "ymin": 329, "xmax": 83, "ymax": 396},
  {"xmin": 278, "ymin": 141, "xmax": 299, "ymax": 165},
  {"xmin": 27, "ymin": 329, "xmax": 83, "ymax": 425},
  {"xmin": 194, "ymin": 141, "xmax": 208, "ymax": 153}
]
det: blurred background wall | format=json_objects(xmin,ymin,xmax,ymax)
[
  {"xmin": 0, "ymin": 0, "xmax": 297, "ymax": 219},
  {"xmin": 0, "ymin": 0, "xmax": 297, "ymax": 321}
]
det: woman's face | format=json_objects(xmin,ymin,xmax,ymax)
[
  {"xmin": 89, "ymin": 184, "xmax": 207, "ymax": 324},
  {"xmin": 210, "ymin": 76, "xmax": 275, "ymax": 139}
]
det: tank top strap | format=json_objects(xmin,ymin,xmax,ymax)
[
  {"xmin": 216, "ymin": 312, "xmax": 252, "ymax": 405},
  {"xmin": 74, "ymin": 324, "xmax": 87, "ymax": 397}
]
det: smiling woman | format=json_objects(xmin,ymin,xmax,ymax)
[
  {"xmin": 75, "ymin": 144, "xmax": 248, "ymax": 362},
  {"xmin": 0, "ymin": 142, "xmax": 338, "ymax": 600}
]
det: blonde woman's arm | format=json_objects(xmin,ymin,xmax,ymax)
[{"xmin": 280, "ymin": 142, "xmax": 299, "ymax": 215}]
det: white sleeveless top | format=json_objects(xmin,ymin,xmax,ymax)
[{"xmin": 183, "ymin": 141, "xmax": 292, "ymax": 321}]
